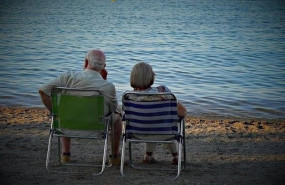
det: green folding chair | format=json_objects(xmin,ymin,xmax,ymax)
[{"xmin": 46, "ymin": 87, "xmax": 111, "ymax": 175}]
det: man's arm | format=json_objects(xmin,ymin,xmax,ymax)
[
  {"xmin": 38, "ymin": 73, "xmax": 65, "ymax": 111},
  {"xmin": 39, "ymin": 90, "xmax": 52, "ymax": 111},
  {"xmin": 107, "ymin": 84, "xmax": 118, "ymax": 113}
]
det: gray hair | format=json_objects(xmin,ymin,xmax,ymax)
[
  {"xmin": 85, "ymin": 50, "xmax": 106, "ymax": 71},
  {"xmin": 130, "ymin": 62, "xmax": 155, "ymax": 89}
]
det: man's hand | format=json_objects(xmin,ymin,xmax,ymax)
[{"xmin": 100, "ymin": 68, "xmax": 108, "ymax": 80}]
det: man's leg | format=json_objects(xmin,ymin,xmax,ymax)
[
  {"xmin": 108, "ymin": 113, "xmax": 122, "ymax": 166},
  {"xmin": 111, "ymin": 113, "xmax": 122, "ymax": 156},
  {"xmin": 62, "ymin": 137, "xmax": 71, "ymax": 153},
  {"xmin": 61, "ymin": 137, "xmax": 71, "ymax": 163}
]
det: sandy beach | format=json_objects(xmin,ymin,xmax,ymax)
[{"xmin": 0, "ymin": 106, "xmax": 284, "ymax": 185}]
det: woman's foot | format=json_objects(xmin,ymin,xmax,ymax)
[
  {"xmin": 142, "ymin": 152, "xmax": 155, "ymax": 164},
  {"xmin": 172, "ymin": 153, "xmax": 178, "ymax": 165}
]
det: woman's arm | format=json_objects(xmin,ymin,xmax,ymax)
[
  {"xmin": 177, "ymin": 101, "xmax": 187, "ymax": 117},
  {"xmin": 157, "ymin": 85, "xmax": 187, "ymax": 117}
]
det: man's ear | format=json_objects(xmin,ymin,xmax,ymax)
[{"xmin": 84, "ymin": 59, "xmax": 88, "ymax": 69}]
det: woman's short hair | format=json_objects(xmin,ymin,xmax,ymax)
[
  {"xmin": 85, "ymin": 50, "xmax": 106, "ymax": 71},
  {"xmin": 130, "ymin": 62, "xmax": 155, "ymax": 89}
]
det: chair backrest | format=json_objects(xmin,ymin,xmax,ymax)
[
  {"xmin": 51, "ymin": 87, "xmax": 105, "ymax": 131},
  {"xmin": 122, "ymin": 92, "xmax": 178, "ymax": 135}
]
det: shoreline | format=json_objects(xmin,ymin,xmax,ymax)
[
  {"xmin": 1, "ymin": 106, "xmax": 284, "ymax": 134},
  {"xmin": 1, "ymin": 106, "xmax": 284, "ymax": 138},
  {"xmin": 1, "ymin": 105, "xmax": 284, "ymax": 122}
]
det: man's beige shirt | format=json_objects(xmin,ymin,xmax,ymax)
[{"xmin": 39, "ymin": 69, "xmax": 118, "ymax": 115}]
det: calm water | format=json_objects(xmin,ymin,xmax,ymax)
[{"xmin": 0, "ymin": 0, "xmax": 284, "ymax": 119}]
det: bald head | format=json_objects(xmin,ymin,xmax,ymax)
[{"xmin": 85, "ymin": 50, "xmax": 106, "ymax": 71}]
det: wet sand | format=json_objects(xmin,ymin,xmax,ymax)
[{"xmin": 0, "ymin": 106, "xmax": 284, "ymax": 185}]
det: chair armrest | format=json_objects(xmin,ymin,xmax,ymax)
[{"xmin": 178, "ymin": 117, "xmax": 184, "ymax": 122}]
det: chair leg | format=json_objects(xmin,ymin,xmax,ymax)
[
  {"xmin": 93, "ymin": 133, "xmax": 108, "ymax": 176},
  {"xmin": 182, "ymin": 119, "xmax": 186, "ymax": 169},
  {"xmin": 129, "ymin": 141, "xmax": 133, "ymax": 167},
  {"xmin": 46, "ymin": 133, "xmax": 69, "ymax": 174},
  {"xmin": 58, "ymin": 137, "xmax": 62, "ymax": 164},
  {"xmin": 46, "ymin": 131, "xmax": 53, "ymax": 172},
  {"xmin": 174, "ymin": 141, "xmax": 182, "ymax": 180},
  {"xmin": 120, "ymin": 136, "xmax": 126, "ymax": 177},
  {"xmin": 183, "ymin": 135, "xmax": 186, "ymax": 169}
]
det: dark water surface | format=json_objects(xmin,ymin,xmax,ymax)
[{"xmin": 0, "ymin": 0, "xmax": 284, "ymax": 118}]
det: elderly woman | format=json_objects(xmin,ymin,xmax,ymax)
[{"xmin": 129, "ymin": 62, "xmax": 187, "ymax": 164}]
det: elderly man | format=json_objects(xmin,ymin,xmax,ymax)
[{"xmin": 39, "ymin": 49, "xmax": 122, "ymax": 165}]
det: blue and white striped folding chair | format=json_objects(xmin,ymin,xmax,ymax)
[{"xmin": 120, "ymin": 92, "xmax": 186, "ymax": 179}]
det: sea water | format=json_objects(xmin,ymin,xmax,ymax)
[{"xmin": 0, "ymin": 0, "xmax": 284, "ymax": 119}]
